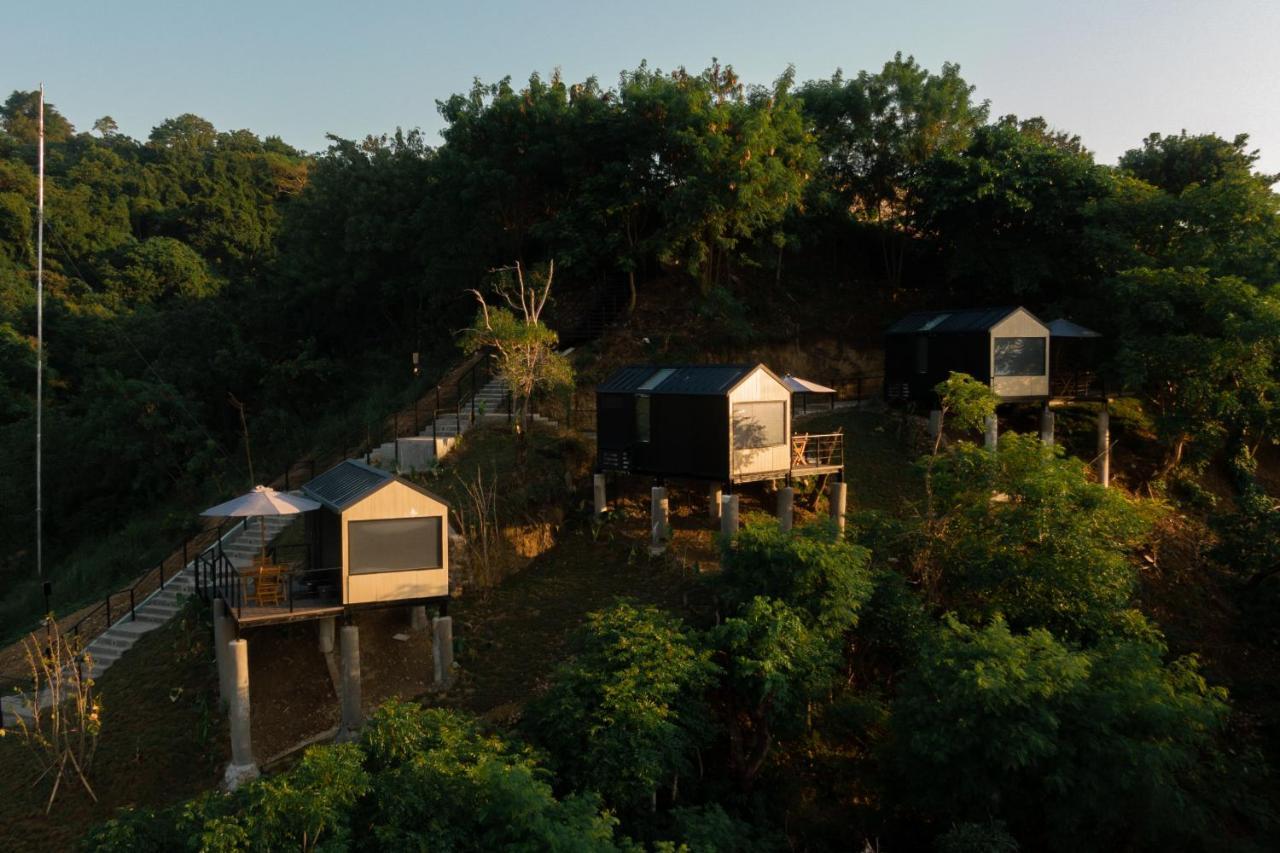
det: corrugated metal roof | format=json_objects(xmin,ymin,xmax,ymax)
[
  {"xmin": 1047, "ymin": 318, "xmax": 1102, "ymax": 338},
  {"xmin": 597, "ymin": 364, "xmax": 761, "ymax": 396},
  {"xmin": 301, "ymin": 459, "xmax": 392, "ymax": 512},
  {"xmin": 886, "ymin": 306, "xmax": 1021, "ymax": 334}
]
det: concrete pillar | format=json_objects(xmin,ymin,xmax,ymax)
[
  {"xmin": 651, "ymin": 486, "xmax": 669, "ymax": 548},
  {"xmin": 777, "ymin": 486, "xmax": 795, "ymax": 532},
  {"xmin": 212, "ymin": 598, "xmax": 231, "ymax": 711},
  {"xmin": 593, "ymin": 473, "xmax": 607, "ymax": 517},
  {"xmin": 709, "ymin": 483, "xmax": 723, "ymax": 523},
  {"xmin": 1040, "ymin": 405, "xmax": 1055, "ymax": 447},
  {"xmin": 928, "ymin": 409, "xmax": 943, "ymax": 441},
  {"xmin": 984, "ymin": 414, "xmax": 998, "ymax": 451},
  {"xmin": 1097, "ymin": 405, "xmax": 1111, "ymax": 488},
  {"xmin": 222, "ymin": 639, "xmax": 258, "ymax": 790},
  {"xmin": 829, "ymin": 480, "xmax": 848, "ymax": 535},
  {"xmin": 720, "ymin": 494, "xmax": 739, "ymax": 538},
  {"xmin": 317, "ymin": 616, "xmax": 336, "ymax": 653},
  {"xmin": 338, "ymin": 625, "xmax": 362, "ymax": 742},
  {"xmin": 409, "ymin": 606, "xmax": 429, "ymax": 632},
  {"xmin": 433, "ymin": 616, "xmax": 454, "ymax": 688}
]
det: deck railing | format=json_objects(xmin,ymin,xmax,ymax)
[{"xmin": 791, "ymin": 432, "xmax": 844, "ymax": 471}]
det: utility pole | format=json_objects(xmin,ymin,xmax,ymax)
[{"xmin": 36, "ymin": 84, "xmax": 48, "ymax": 612}]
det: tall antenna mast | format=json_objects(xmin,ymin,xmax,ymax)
[{"xmin": 36, "ymin": 84, "xmax": 46, "ymax": 612}]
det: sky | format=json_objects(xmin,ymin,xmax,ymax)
[{"xmin": 4, "ymin": 0, "xmax": 1279, "ymax": 173}]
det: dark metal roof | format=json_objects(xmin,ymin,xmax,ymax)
[
  {"xmin": 301, "ymin": 460, "xmax": 392, "ymax": 512},
  {"xmin": 1047, "ymin": 318, "xmax": 1102, "ymax": 338},
  {"xmin": 886, "ymin": 306, "xmax": 1023, "ymax": 335},
  {"xmin": 597, "ymin": 364, "xmax": 763, "ymax": 396}
]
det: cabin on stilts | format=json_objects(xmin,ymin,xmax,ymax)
[
  {"xmin": 595, "ymin": 364, "xmax": 844, "ymax": 486},
  {"xmin": 199, "ymin": 460, "xmax": 451, "ymax": 627}
]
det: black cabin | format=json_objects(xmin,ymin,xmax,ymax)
[
  {"xmin": 596, "ymin": 364, "xmax": 841, "ymax": 484},
  {"xmin": 885, "ymin": 306, "xmax": 1052, "ymax": 405}
]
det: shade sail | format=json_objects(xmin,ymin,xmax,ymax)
[
  {"xmin": 782, "ymin": 375, "xmax": 837, "ymax": 395},
  {"xmin": 200, "ymin": 485, "xmax": 321, "ymax": 517}
]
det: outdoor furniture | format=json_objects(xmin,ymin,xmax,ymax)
[
  {"xmin": 253, "ymin": 565, "xmax": 286, "ymax": 607},
  {"xmin": 791, "ymin": 434, "xmax": 810, "ymax": 467}
]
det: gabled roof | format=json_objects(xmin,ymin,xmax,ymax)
[
  {"xmin": 303, "ymin": 460, "xmax": 453, "ymax": 512},
  {"xmin": 886, "ymin": 306, "xmax": 1027, "ymax": 335},
  {"xmin": 301, "ymin": 459, "xmax": 392, "ymax": 511},
  {"xmin": 1047, "ymin": 318, "xmax": 1102, "ymax": 338},
  {"xmin": 598, "ymin": 364, "xmax": 784, "ymax": 396}
]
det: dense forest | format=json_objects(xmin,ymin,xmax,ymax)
[{"xmin": 2, "ymin": 54, "xmax": 1280, "ymax": 850}]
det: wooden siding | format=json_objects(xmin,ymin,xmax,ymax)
[
  {"xmin": 341, "ymin": 480, "xmax": 449, "ymax": 605},
  {"xmin": 729, "ymin": 366, "xmax": 792, "ymax": 478},
  {"xmin": 990, "ymin": 308, "xmax": 1050, "ymax": 399}
]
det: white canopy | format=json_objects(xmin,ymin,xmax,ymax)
[
  {"xmin": 200, "ymin": 485, "xmax": 321, "ymax": 518},
  {"xmin": 782, "ymin": 374, "xmax": 837, "ymax": 395}
]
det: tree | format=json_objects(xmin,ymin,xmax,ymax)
[
  {"xmin": 0, "ymin": 90, "xmax": 74, "ymax": 144},
  {"xmin": 800, "ymin": 54, "xmax": 988, "ymax": 284},
  {"xmin": 911, "ymin": 117, "xmax": 1113, "ymax": 304},
  {"xmin": 891, "ymin": 615, "xmax": 1243, "ymax": 851},
  {"xmin": 463, "ymin": 261, "xmax": 573, "ymax": 449},
  {"xmin": 524, "ymin": 601, "xmax": 719, "ymax": 812},
  {"xmin": 92, "ymin": 116, "xmax": 119, "ymax": 138},
  {"xmin": 1104, "ymin": 267, "xmax": 1280, "ymax": 468},
  {"xmin": 713, "ymin": 521, "xmax": 874, "ymax": 788},
  {"xmin": 922, "ymin": 433, "xmax": 1153, "ymax": 642}
]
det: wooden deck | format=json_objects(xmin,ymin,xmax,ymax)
[{"xmin": 225, "ymin": 597, "xmax": 344, "ymax": 627}]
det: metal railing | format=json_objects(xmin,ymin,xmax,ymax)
[{"xmin": 791, "ymin": 432, "xmax": 844, "ymax": 471}]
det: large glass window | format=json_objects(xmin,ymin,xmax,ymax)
[
  {"xmin": 733, "ymin": 401, "xmax": 786, "ymax": 449},
  {"xmin": 994, "ymin": 337, "xmax": 1046, "ymax": 377},
  {"xmin": 348, "ymin": 517, "xmax": 442, "ymax": 574},
  {"xmin": 635, "ymin": 395, "xmax": 651, "ymax": 443}
]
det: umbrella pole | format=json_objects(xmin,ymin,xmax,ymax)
[{"xmin": 260, "ymin": 517, "xmax": 267, "ymax": 563}]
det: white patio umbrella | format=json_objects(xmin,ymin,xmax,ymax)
[{"xmin": 201, "ymin": 485, "xmax": 321, "ymax": 560}]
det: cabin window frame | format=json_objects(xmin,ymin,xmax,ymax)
[
  {"xmin": 732, "ymin": 401, "xmax": 787, "ymax": 450},
  {"xmin": 993, "ymin": 336, "xmax": 1047, "ymax": 377},
  {"xmin": 347, "ymin": 517, "xmax": 443, "ymax": 575}
]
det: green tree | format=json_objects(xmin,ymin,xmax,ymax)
[
  {"xmin": 525, "ymin": 601, "xmax": 719, "ymax": 812},
  {"xmin": 922, "ymin": 433, "xmax": 1153, "ymax": 641},
  {"xmin": 1105, "ymin": 267, "xmax": 1280, "ymax": 467},
  {"xmin": 911, "ymin": 116, "xmax": 1113, "ymax": 303},
  {"xmin": 891, "ymin": 615, "xmax": 1242, "ymax": 851},
  {"xmin": 1, "ymin": 90, "xmax": 74, "ymax": 144},
  {"xmin": 799, "ymin": 54, "xmax": 987, "ymax": 284}
]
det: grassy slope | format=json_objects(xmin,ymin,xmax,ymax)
[{"xmin": 0, "ymin": 598, "xmax": 227, "ymax": 852}]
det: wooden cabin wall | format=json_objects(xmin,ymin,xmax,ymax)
[
  {"xmin": 341, "ymin": 481, "xmax": 449, "ymax": 605},
  {"xmin": 990, "ymin": 309, "xmax": 1050, "ymax": 399},
  {"xmin": 730, "ymin": 368, "xmax": 792, "ymax": 479}
]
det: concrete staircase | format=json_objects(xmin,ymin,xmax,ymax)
[
  {"xmin": 1, "ymin": 516, "xmax": 294, "ymax": 724},
  {"xmin": 368, "ymin": 375, "xmax": 559, "ymax": 472}
]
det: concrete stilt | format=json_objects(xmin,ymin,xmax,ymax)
[
  {"xmin": 928, "ymin": 409, "xmax": 943, "ymax": 442},
  {"xmin": 222, "ymin": 639, "xmax": 258, "ymax": 790},
  {"xmin": 337, "ymin": 625, "xmax": 362, "ymax": 742},
  {"xmin": 432, "ymin": 616, "xmax": 454, "ymax": 688},
  {"xmin": 829, "ymin": 480, "xmax": 848, "ymax": 535},
  {"xmin": 409, "ymin": 606, "xmax": 429, "ymax": 632},
  {"xmin": 593, "ymin": 473, "xmax": 607, "ymax": 517},
  {"xmin": 317, "ymin": 616, "xmax": 336, "ymax": 653},
  {"xmin": 1097, "ymin": 405, "xmax": 1111, "ymax": 487},
  {"xmin": 984, "ymin": 414, "xmax": 998, "ymax": 451},
  {"xmin": 777, "ymin": 486, "xmax": 795, "ymax": 532},
  {"xmin": 212, "ymin": 598, "xmax": 231, "ymax": 711},
  {"xmin": 720, "ymin": 494, "xmax": 739, "ymax": 538},
  {"xmin": 709, "ymin": 484, "xmax": 723, "ymax": 523},
  {"xmin": 650, "ymin": 486, "xmax": 669, "ymax": 552},
  {"xmin": 1040, "ymin": 405, "xmax": 1055, "ymax": 446}
]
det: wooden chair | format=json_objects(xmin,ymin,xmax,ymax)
[{"xmin": 253, "ymin": 565, "xmax": 285, "ymax": 607}]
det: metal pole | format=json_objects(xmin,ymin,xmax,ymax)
[{"xmin": 36, "ymin": 84, "xmax": 46, "ymax": 613}]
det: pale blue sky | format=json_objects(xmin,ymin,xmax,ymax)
[{"xmin": 5, "ymin": 0, "xmax": 1279, "ymax": 172}]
